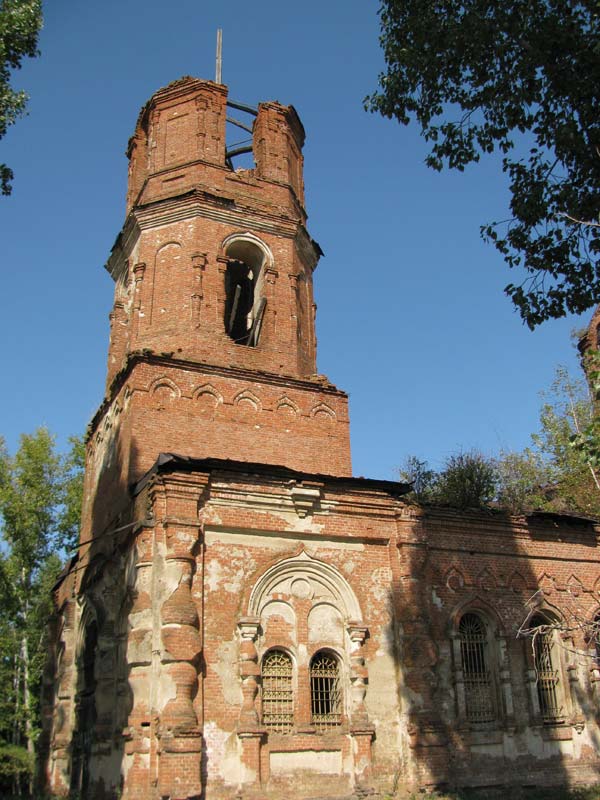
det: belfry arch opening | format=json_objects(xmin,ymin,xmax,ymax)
[{"xmin": 223, "ymin": 238, "xmax": 268, "ymax": 346}]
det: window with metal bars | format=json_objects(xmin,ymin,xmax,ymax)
[
  {"xmin": 310, "ymin": 651, "xmax": 342, "ymax": 729},
  {"xmin": 531, "ymin": 615, "xmax": 563, "ymax": 723},
  {"xmin": 261, "ymin": 650, "xmax": 294, "ymax": 732},
  {"xmin": 459, "ymin": 613, "xmax": 496, "ymax": 724}
]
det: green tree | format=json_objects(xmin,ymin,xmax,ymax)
[
  {"xmin": 0, "ymin": 429, "xmax": 83, "ymax": 796},
  {"xmin": 530, "ymin": 365, "xmax": 600, "ymax": 514},
  {"xmin": 368, "ymin": 0, "xmax": 600, "ymax": 328},
  {"xmin": 0, "ymin": 0, "xmax": 42, "ymax": 195},
  {"xmin": 495, "ymin": 448, "xmax": 551, "ymax": 513},
  {"xmin": 434, "ymin": 450, "xmax": 498, "ymax": 508},
  {"xmin": 400, "ymin": 450, "xmax": 498, "ymax": 508}
]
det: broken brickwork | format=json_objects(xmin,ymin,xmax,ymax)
[{"xmin": 41, "ymin": 77, "xmax": 600, "ymax": 800}]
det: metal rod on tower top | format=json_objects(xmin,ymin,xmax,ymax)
[{"xmin": 215, "ymin": 29, "xmax": 222, "ymax": 84}]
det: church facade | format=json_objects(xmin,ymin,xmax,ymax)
[{"xmin": 41, "ymin": 77, "xmax": 600, "ymax": 800}]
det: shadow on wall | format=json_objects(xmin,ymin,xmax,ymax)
[
  {"xmin": 40, "ymin": 432, "xmax": 143, "ymax": 799},
  {"xmin": 386, "ymin": 506, "xmax": 600, "ymax": 794}
]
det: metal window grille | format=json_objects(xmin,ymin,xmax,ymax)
[
  {"xmin": 261, "ymin": 650, "xmax": 293, "ymax": 732},
  {"xmin": 459, "ymin": 613, "xmax": 495, "ymax": 724},
  {"xmin": 531, "ymin": 618, "xmax": 563, "ymax": 723},
  {"xmin": 310, "ymin": 652, "xmax": 341, "ymax": 729}
]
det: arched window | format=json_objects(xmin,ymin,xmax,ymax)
[
  {"xmin": 530, "ymin": 614, "xmax": 563, "ymax": 723},
  {"xmin": 459, "ymin": 612, "xmax": 495, "ymax": 723},
  {"xmin": 310, "ymin": 651, "xmax": 341, "ymax": 729},
  {"xmin": 223, "ymin": 239, "xmax": 267, "ymax": 347},
  {"xmin": 261, "ymin": 650, "xmax": 293, "ymax": 732}
]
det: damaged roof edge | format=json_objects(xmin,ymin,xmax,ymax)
[{"xmin": 132, "ymin": 452, "xmax": 413, "ymax": 499}]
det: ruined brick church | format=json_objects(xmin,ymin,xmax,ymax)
[{"xmin": 41, "ymin": 77, "xmax": 600, "ymax": 799}]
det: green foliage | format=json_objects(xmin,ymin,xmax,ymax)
[
  {"xmin": 398, "ymin": 454, "xmax": 438, "ymax": 501},
  {"xmin": 400, "ymin": 450, "xmax": 498, "ymax": 508},
  {"xmin": 0, "ymin": 743, "xmax": 33, "ymax": 780},
  {"xmin": 573, "ymin": 348, "xmax": 600, "ymax": 470},
  {"xmin": 0, "ymin": 429, "xmax": 83, "ymax": 796},
  {"xmin": 368, "ymin": 0, "xmax": 600, "ymax": 328},
  {"xmin": 433, "ymin": 450, "xmax": 498, "ymax": 509},
  {"xmin": 495, "ymin": 448, "xmax": 550, "ymax": 513},
  {"xmin": 401, "ymin": 362, "xmax": 600, "ymax": 516},
  {"xmin": 0, "ymin": 0, "xmax": 42, "ymax": 195}
]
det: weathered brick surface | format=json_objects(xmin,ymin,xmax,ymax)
[{"xmin": 41, "ymin": 76, "xmax": 600, "ymax": 800}]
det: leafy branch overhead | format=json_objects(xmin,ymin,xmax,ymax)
[
  {"xmin": 368, "ymin": 0, "xmax": 600, "ymax": 327},
  {"xmin": 0, "ymin": 0, "xmax": 42, "ymax": 195}
]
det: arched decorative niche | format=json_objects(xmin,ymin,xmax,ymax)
[
  {"xmin": 148, "ymin": 377, "xmax": 181, "ymax": 410},
  {"xmin": 221, "ymin": 232, "xmax": 273, "ymax": 347},
  {"xmin": 248, "ymin": 550, "xmax": 362, "ymax": 623},
  {"xmin": 310, "ymin": 403, "xmax": 336, "ymax": 423},
  {"xmin": 193, "ymin": 383, "xmax": 222, "ymax": 416}
]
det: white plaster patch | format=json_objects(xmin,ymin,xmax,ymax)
[
  {"xmin": 343, "ymin": 559, "xmax": 357, "ymax": 574},
  {"xmin": 369, "ymin": 567, "xmax": 392, "ymax": 603},
  {"xmin": 204, "ymin": 528, "xmax": 365, "ymax": 552},
  {"xmin": 213, "ymin": 640, "xmax": 242, "ymax": 706},
  {"xmin": 365, "ymin": 653, "xmax": 400, "ymax": 724},
  {"xmin": 204, "ymin": 722, "xmax": 241, "ymax": 784},
  {"xmin": 269, "ymin": 749, "xmax": 342, "ymax": 774},
  {"xmin": 156, "ymin": 667, "xmax": 177, "ymax": 710},
  {"xmin": 206, "ymin": 559, "xmax": 223, "ymax": 592},
  {"xmin": 224, "ymin": 566, "xmax": 245, "ymax": 594},
  {"xmin": 431, "ymin": 588, "xmax": 443, "ymax": 608}
]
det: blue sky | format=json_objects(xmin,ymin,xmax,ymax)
[{"xmin": 0, "ymin": 0, "xmax": 586, "ymax": 479}]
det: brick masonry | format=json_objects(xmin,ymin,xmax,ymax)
[{"xmin": 40, "ymin": 77, "xmax": 600, "ymax": 800}]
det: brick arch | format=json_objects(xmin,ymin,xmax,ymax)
[
  {"xmin": 220, "ymin": 231, "xmax": 274, "ymax": 269},
  {"xmin": 448, "ymin": 593, "xmax": 508, "ymax": 636},
  {"xmin": 148, "ymin": 376, "xmax": 181, "ymax": 399},
  {"xmin": 248, "ymin": 550, "xmax": 362, "ymax": 623},
  {"xmin": 233, "ymin": 388, "xmax": 261, "ymax": 411},
  {"xmin": 275, "ymin": 396, "xmax": 300, "ymax": 416},
  {"xmin": 310, "ymin": 402, "xmax": 336, "ymax": 420}
]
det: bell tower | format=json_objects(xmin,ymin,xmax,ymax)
[{"xmin": 85, "ymin": 77, "xmax": 352, "ymax": 542}]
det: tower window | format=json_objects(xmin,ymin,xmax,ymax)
[
  {"xmin": 459, "ymin": 612, "xmax": 495, "ymax": 723},
  {"xmin": 261, "ymin": 650, "xmax": 293, "ymax": 732},
  {"xmin": 310, "ymin": 651, "xmax": 341, "ymax": 729},
  {"xmin": 223, "ymin": 239, "xmax": 267, "ymax": 347},
  {"xmin": 530, "ymin": 614, "xmax": 563, "ymax": 723}
]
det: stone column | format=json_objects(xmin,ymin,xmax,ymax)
[
  {"xmin": 264, "ymin": 266, "xmax": 278, "ymax": 343},
  {"xmin": 347, "ymin": 623, "xmax": 374, "ymax": 786},
  {"xmin": 158, "ymin": 556, "xmax": 202, "ymax": 799},
  {"xmin": 155, "ymin": 476, "xmax": 204, "ymax": 800},
  {"xmin": 496, "ymin": 633, "xmax": 515, "ymax": 725},
  {"xmin": 190, "ymin": 252, "xmax": 207, "ymax": 329},
  {"xmin": 450, "ymin": 632, "xmax": 467, "ymax": 725},
  {"xmin": 237, "ymin": 617, "xmax": 264, "ymax": 786},
  {"xmin": 525, "ymin": 667, "xmax": 542, "ymax": 721},
  {"xmin": 122, "ymin": 526, "xmax": 154, "ymax": 800},
  {"xmin": 49, "ymin": 595, "xmax": 77, "ymax": 796},
  {"xmin": 132, "ymin": 262, "xmax": 146, "ymax": 339}
]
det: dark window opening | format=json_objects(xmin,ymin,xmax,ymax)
[
  {"xmin": 459, "ymin": 612, "xmax": 495, "ymax": 723},
  {"xmin": 531, "ymin": 614, "xmax": 563, "ymax": 723},
  {"xmin": 223, "ymin": 243, "xmax": 267, "ymax": 347},
  {"xmin": 310, "ymin": 651, "xmax": 341, "ymax": 729}
]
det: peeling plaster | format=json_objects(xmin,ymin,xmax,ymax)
[{"xmin": 213, "ymin": 640, "xmax": 242, "ymax": 706}]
